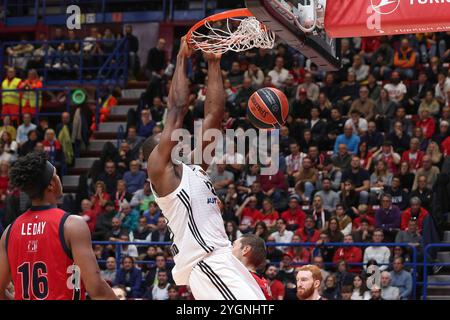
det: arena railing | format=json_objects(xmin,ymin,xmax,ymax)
[
  {"xmin": 92, "ymin": 241, "xmax": 419, "ymax": 299},
  {"xmin": 0, "ymin": 86, "xmax": 72, "ymax": 122},
  {"xmin": 422, "ymin": 243, "xmax": 450, "ymax": 300},
  {"xmin": 0, "ymin": 38, "xmax": 128, "ymax": 86}
]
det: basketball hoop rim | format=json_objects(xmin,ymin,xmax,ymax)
[{"xmin": 185, "ymin": 8, "xmax": 255, "ymax": 46}]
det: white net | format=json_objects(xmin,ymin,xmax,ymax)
[{"xmin": 188, "ymin": 16, "xmax": 275, "ymax": 54}]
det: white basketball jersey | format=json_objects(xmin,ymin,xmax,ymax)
[{"xmin": 151, "ymin": 162, "xmax": 231, "ymax": 285}]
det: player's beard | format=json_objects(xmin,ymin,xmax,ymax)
[{"xmin": 297, "ymin": 284, "xmax": 315, "ymax": 300}]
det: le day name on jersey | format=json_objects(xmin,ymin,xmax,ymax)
[{"xmin": 176, "ymin": 304, "xmax": 276, "ymax": 317}]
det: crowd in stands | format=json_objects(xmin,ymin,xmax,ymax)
[
  {"xmin": 1, "ymin": 25, "xmax": 450, "ymax": 300},
  {"xmin": 5, "ymin": 25, "xmax": 139, "ymax": 81}
]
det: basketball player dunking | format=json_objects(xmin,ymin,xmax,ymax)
[
  {"xmin": 142, "ymin": 38, "xmax": 265, "ymax": 300},
  {"xmin": 0, "ymin": 152, "xmax": 117, "ymax": 300}
]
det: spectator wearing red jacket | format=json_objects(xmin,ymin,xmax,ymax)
[
  {"xmin": 295, "ymin": 215, "xmax": 321, "ymax": 243},
  {"xmin": 257, "ymin": 168, "xmax": 287, "ymax": 205},
  {"xmin": 80, "ymin": 199, "xmax": 97, "ymax": 233},
  {"xmin": 254, "ymin": 198, "xmax": 279, "ymax": 230},
  {"xmin": 281, "ymin": 195, "xmax": 306, "ymax": 231},
  {"xmin": 416, "ymin": 108, "xmax": 436, "ymax": 139},
  {"xmin": 401, "ymin": 197, "xmax": 429, "ymax": 232},
  {"xmin": 441, "ymin": 135, "xmax": 450, "ymax": 156},
  {"xmin": 352, "ymin": 204, "xmax": 376, "ymax": 231},
  {"xmin": 332, "ymin": 234, "xmax": 363, "ymax": 273},
  {"xmin": 236, "ymin": 195, "xmax": 261, "ymax": 232},
  {"xmin": 264, "ymin": 265, "xmax": 285, "ymax": 300},
  {"xmin": 401, "ymin": 138, "xmax": 425, "ymax": 173}
]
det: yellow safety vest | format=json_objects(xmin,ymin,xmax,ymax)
[
  {"xmin": 1, "ymin": 77, "xmax": 21, "ymax": 105},
  {"xmin": 21, "ymin": 82, "xmax": 42, "ymax": 109}
]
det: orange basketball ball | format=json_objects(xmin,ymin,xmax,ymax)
[{"xmin": 247, "ymin": 87, "xmax": 289, "ymax": 129}]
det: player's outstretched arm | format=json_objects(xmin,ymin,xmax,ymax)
[
  {"xmin": 0, "ymin": 226, "xmax": 12, "ymax": 300},
  {"xmin": 65, "ymin": 216, "xmax": 118, "ymax": 300},
  {"xmin": 195, "ymin": 52, "xmax": 225, "ymax": 170},
  {"xmin": 147, "ymin": 37, "xmax": 191, "ymax": 179}
]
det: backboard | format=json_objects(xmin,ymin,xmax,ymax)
[{"xmin": 245, "ymin": 0, "xmax": 341, "ymax": 71}]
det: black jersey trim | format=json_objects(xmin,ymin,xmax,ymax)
[
  {"xmin": 59, "ymin": 212, "xmax": 73, "ymax": 260},
  {"xmin": 178, "ymin": 189, "xmax": 214, "ymax": 252},
  {"xmin": 198, "ymin": 261, "xmax": 232, "ymax": 300},
  {"xmin": 198, "ymin": 261, "xmax": 236, "ymax": 300}
]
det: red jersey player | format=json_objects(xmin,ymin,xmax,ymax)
[
  {"xmin": 0, "ymin": 152, "xmax": 117, "ymax": 300},
  {"xmin": 232, "ymin": 234, "xmax": 272, "ymax": 300}
]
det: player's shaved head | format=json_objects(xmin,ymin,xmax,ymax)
[{"xmin": 142, "ymin": 133, "xmax": 162, "ymax": 161}]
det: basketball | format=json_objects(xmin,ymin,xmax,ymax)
[{"xmin": 247, "ymin": 87, "xmax": 289, "ymax": 129}]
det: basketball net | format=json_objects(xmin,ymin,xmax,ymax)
[{"xmin": 188, "ymin": 16, "xmax": 275, "ymax": 54}]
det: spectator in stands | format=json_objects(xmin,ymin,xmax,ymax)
[
  {"xmin": 369, "ymin": 285, "xmax": 383, "ymax": 300},
  {"xmin": 380, "ymin": 271, "xmax": 400, "ymax": 300},
  {"xmin": 126, "ymin": 127, "xmax": 144, "ymax": 160},
  {"xmin": 398, "ymin": 161, "xmax": 415, "ymax": 192},
  {"xmin": 146, "ymin": 37, "xmax": 167, "ymax": 78},
  {"xmin": 256, "ymin": 198, "xmax": 279, "ymax": 231},
  {"xmin": 401, "ymin": 138, "xmax": 425, "ymax": 173},
  {"xmin": 36, "ymin": 117, "xmax": 49, "ymax": 142},
  {"xmin": 333, "ymin": 124, "xmax": 360, "ymax": 155},
  {"xmin": 308, "ymin": 195, "xmax": 331, "ymax": 231},
  {"xmin": 353, "ymin": 204, "xmax": 375, "ymax": 230},
  {"xmin": 333, "ymin": 234, "xmax": 362, "ymax": 273},
  {"xmin": 390, "ymin": 257, "xmax": 413, "ymax": 300},
  {"xmin": 294, "ymin": 215, "xmax": 320, "ymax": 243},
  {"xmin": 130, "ymin": 178, "xmax": 154, "ymax": 213},
  {"xmin": 294, "ymin": 157, "xmax": 317, "ymax": 202},
  {"xmin": 384, "ymin": 71, "xmax": 407, "ymax": 104},
  {"xmin": 371, "ymin": 37, "xmax": 394, "ymax": 80},
  {"xmin": 124, "ymin": 25, "xmax": 139, "ymax": 77},
  {"xmin": 244, "ymin": 61, "xmax": 264, "ymax": 88},
  {"xmin": 348, "ymin": 54, "xmax": 370, "ymax": 83},
  {"xmin": 324, "ymin": 217, "xmax": 344, "ymax": 243},
  {"xmin": 0, "ymin": 131, "xmax": 18, "ymax": 163},
  {"xmin": 384, "ymin": 176, "xmax": 409, "ymax": 210},
  {"xmin": 352, "ymin": 219, "xmax": 373, "ymax": 243},
  {"xmin": 123, "ymin": 160, "xmax": 146, "ymax": 194},
  {"xmin": 233, "ymin": 77, "xmax": 255, "ymax": 108},
  {"xmin": 106, "ymin": 217, "xmax": 129, "ymax": 242},
  {"xmin": 101, "ymin": 257, "xmax": 117, "ymax": 286},
  {"xmin": 97, "ymin": 160, "xmax": 123, "ymax": 198},
  {"xmin": 375, "ymin": 193, "xmax": 401, "ymax": 242},
  {"xmin": 42, "ymin": 129, "xmax": 64, "ymax": 175},
  {"xmin": 297, "ymin": 72, "xmax": 319, "ymax": 102},
  {"xmin": 306, "ymin": 107, "xmax": 326, "ymax": 141},
  {"xmin": 264, "ymin": 265, "xmax": 285, "ymax": 300},
  {"xmin": 426, "ymin": 141, "xmax": 443, "ymax": 168},
  {"xmin": 322, "ymin": 274, "xmax": 339, "ymax": 300},
  {"xmin": 91, "ymin": 181, "xmax": 111, "ymax": 215},
  {"xmin": 114, "ymin": 256, "xmax": 142, "ymax": 299},
  {"xmin": 92, "ymin": 200, "xmax": 116, "ymax": 240},
  {"xmin": 270, "ymin": 219, "xmax": 294, "ymax": 251},
  {"xmin": 0, "ymin": 116, "xmax": 17, "ymax": 142},
  {"xmin": 351, "ymin": 274, "xmax": 370, "ymax": 300},
  {"xmin": 394, "ymin": 38, "xmax": 417, "ymax": 80},
  {"xmin": 113, "ymin": 180, "xmax": 132, "ymax": 210},
  {"xmin": 115, "ymin": 201, "xmax": 138, "ymax": 232},
  {"xmin": 144, "ymin": 253, "xmax": 173, "ymax": 289},
  {"xmin": 257, "ymin": 165, "xmax": 287, "ymax": 205},
  {"xmin": 435, "ymin": 72, "xmax": 450, "ymax": 104},
  {"xmin": 335, "ymin": 204, "xmax": 352, "ymax": 236},
  {"xmin": 341, "ymin": 156, "xmax": 370, "ymax": 204},
  {"xmin": 349, "ymin": 86, "xmax": 376, "ymax": 122},
  {"xmin": 363, "ymin": 229, "xmax": 391, "ymax": 271},
  {"xmin": 80, "ymin": 199, "xmax": 96, "ymax": 234},
  {"xmin": 410, "ymin": 175, "xmax": 433, "ymax": 211},
  {"xmin": 345, "ymin": 109, "xmax": 368, "ymax": 135},
  {"xmin": 315, "ymin": 177, "xmax": 339, "ymax": 212},
  {"xmin": 401, "ymin": 197, "xmax": 429, "ymax": 232},
  {"xmin": 418, "ymin": 90, "xmax": 440, "ymax": 117},
  {"xmin": 413, "ymin": 156, "xmax": 439, "ymax": 191},
  {"xmin": 375, "ymin": 88, "xmax": 397, "ymax": 132},
  {"xmin": 137, "ymin": 109, "xmax": 156, "ymax": 139},
  {"xmin": 16, "ymin": 113, "xmax": 37, "ymax": 146},
  {"xmin": 396, "ymin": 219, "xmax": 422, "ymax": 253},
  {"xmin": 268, "ymin": 57, "xmax": 289, "ymax": 88},
  {"xmin": 19, "ymin": 69, "xmax": 42, "ymax": 116},
  {"xmin": 416, "ymin": 108, "xmax": 436, "ymax": 140},
  {"xmin": 1, "ymin": 67, "xmax": 21, "ymax": 124},
  {"xmin": 151, "ymin": 216, "xmax": 171, "ymax": 242},
  {"xmin": 277, "ymin": 253, "xmax": 297, "ymax": 300},
  {"xmin": 209, "ymin": 163, "xmax": 234, "ymax": 197},
  {"xmin": 332, "ymin": 144, "xmax": 352, "ymax": 171}
]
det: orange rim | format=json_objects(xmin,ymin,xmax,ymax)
[{"xmin": 186, "ymin": 8, "xmax": 254, "ymax": 46}]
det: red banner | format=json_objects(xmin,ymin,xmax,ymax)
[{"xmin": 325, "ymin": 0, "xmax": 450, "ymax": 38}]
